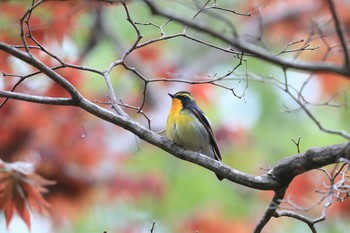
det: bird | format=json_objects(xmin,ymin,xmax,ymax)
[{"xmin": 166, "ymin": 91, "xmax": 223, "ymax": 180}]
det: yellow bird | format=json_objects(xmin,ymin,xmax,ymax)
[{"xmin": 166, "ymin": 91, "xmax": 223, "ymax": 180}]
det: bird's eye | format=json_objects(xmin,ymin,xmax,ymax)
[{"xmin": 181, "ymin": 95, "xmax": 190, "ymax": 101}]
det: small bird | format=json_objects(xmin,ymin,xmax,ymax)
[{"xmin": 166, "ymin": 91, "xmax": 223, "ymax": 180}]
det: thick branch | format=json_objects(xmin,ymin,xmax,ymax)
[
  {"xmin": 269, "ymin": 142, "xmax": 350, "ymax": 185},
  {"xmin": 2, "ymin": 89, "xmax": 350, "ymax": 192},
  {"xmin": 1, "ymin": 40, "xmax": 350, "ymax": 232},
  {"xmin": 143, "ymin": 0, "xmax": 350, "ymax": 78},
  {"xmin": 78, "ymin": 97, "xmax": 277, "ymax": 190},
  {"xmin": 78, "ymin": 97, "xmax": 350, "ymax": 191}
]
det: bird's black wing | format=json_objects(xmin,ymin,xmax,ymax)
[{"xmin": 190, "ymin": 105, "xmax": 222, "ymax": 161}]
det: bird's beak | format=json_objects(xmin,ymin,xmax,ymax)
[{"xmin": 168, "ymin": 93, "xmax": 175, "ymax": 98}]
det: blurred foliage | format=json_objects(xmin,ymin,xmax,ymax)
[{"xmin": 1, "ymin": 0, "xmax": 350, "ymax": 233}]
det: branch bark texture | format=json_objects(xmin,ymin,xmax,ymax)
[{"xmin": 1, "ymin": 41, "xmax": 349, "ymax": 190}]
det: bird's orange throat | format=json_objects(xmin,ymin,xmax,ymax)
[{"xmin": 170, "ymin": 98, "xmax": 183, "ymax": 115}]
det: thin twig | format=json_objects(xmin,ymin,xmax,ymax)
[
  {"xmin": 291, "ymin": 137, "xmax": 301, "ymax": 153},
  {"xmin": 150, "ymin": 221, "xmax": 156, "ymax": 233},
  {"xmin": 144, "ymin": 0, "xmax": 350, "ymax": 77},
  {"xmin": 326, "ymin": 0, "xmax": 350, "ymax": 67},
  {"xmin": 0, "ymin": 90, "xmax": 75, "ymax": 106},
  {"xmin": 273, "ymin": 211, "xmax": 317, "ymax": 233},
  {"xmin": 118, "ymin": 99, "xmax": 153, "ymax": 129},
  {"xmin": 254, "ymin": 187, "xmax": 287, "ymax": 233},
  {"xmin": 19, "ymin": 0, "xmax": 45, "ymax": 54}
]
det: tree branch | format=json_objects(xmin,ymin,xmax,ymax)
[
  {"xmin": 273, "ymin": 210, "xmax": 317, "ymax": 233},
  {"xmin": 0, "ymin": 91, "xmax": 75, "ymax": 106},
  {"xmin": 269, "ymin": 142, "xmax": 350, "ymax": 186},
  {"xmin": 0, "ymin": 42, "xmax": 82, "ymax": 102},
  {"xmin": 143, "ymin": 0, "xmax": 350, "ymax": 78},
  {"xmin": 254, "ymin": 187, "xmax": 287, "ymax": 233},
  {"xmin": 2, "ymin": 87, "xmax": 350, "ymax": 194},
  {"xmin": 326, "ymin": 0, "xmax": 350, "ymax": 67},
  {"xmin": 77, "ymin": 97, "xmax": 279, "ymax": 190},
  {"xmin": 79, "ymin": 96, "xmax": 350, "ymax": 193}
]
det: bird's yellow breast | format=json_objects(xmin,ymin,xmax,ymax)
[{"xmin": 166, "ymin": 99, "xmax": 208, "ymax": 151}]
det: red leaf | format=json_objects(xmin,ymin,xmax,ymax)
[
  {"xmin": 4, "ymin": 202, "xmax": 14, "ymax": 227},
  {"xmin": 16, "ymin": 199, "xmax": 31, "ymax": 230},
  {"xmin": 0, "ymin": 160, "xmax": 55, "ymax": 229}
]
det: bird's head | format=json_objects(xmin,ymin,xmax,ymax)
[{"xmin": 168, "ymin": 91, "xmax": 196, "ymax": 108}]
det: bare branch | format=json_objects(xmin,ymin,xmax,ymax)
[
  {"xmin": 273, "ymin": 211, "xmax": 317, "ymax": 233},
  {"xmin": 254, "ymin": 187, "xmax": 287, "ymax": 233},
  {"xmin": 292, "ymin": 137, "xmax": 301, "ymax": 153},
  {"xmin": 276, "ymin": 39, "xmax": 320, "ymax": 56},
  {"xmin": 0, "ymin": 91, "xmax": 75, "ymax": 106},
  {"xmin": 269, "ymin": 143, "xmax": 350, "ymax": 185},
  {"xmin": 190, "ymin": 0, "xmax": 238, "ymax": 37},
  {"xmin": 103, "ymin": 71, "xmax": 128, "ymax": 117},
  {"xmin": 286, "ymin": 87, "xmax": 350, "ymax": 139},
  {"xmin": 0, "ymin": 76, "xmax": 26, "ymax": 108},
  {"xmin": 207, "ymin": 5, "xmax": 251, "ymax": 17},
  {"xmin": 119, "ymin": 1, "xmax": 143, "ymax": 61},
  {"xmin": 150, "ymin": 221, "xmax": 155, "ymax": 233},
  {"xmin": 19, "ymin": 0, "xmax": 45, "ymax": 54},
  {"xmin": 0, "ymin": 42, "xmax": 82, "ymax": 101},
  {"xmin": 118, "ymin": 99, "xmax": 153, "ymax": 130},
  {"xmin": 273, "ymin": 163, "xmax": 350, "ymax": 232},
  {"xmin": 4, "ymin": 86, "xmax": 346, "ymax": 197},
  {"xmin": 143, "ymin": 0, "xmax": 350, "ymax": 78},
  {"xmin": 326, "ymin": 0, "xmax": 350, "ymax": 67}
]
